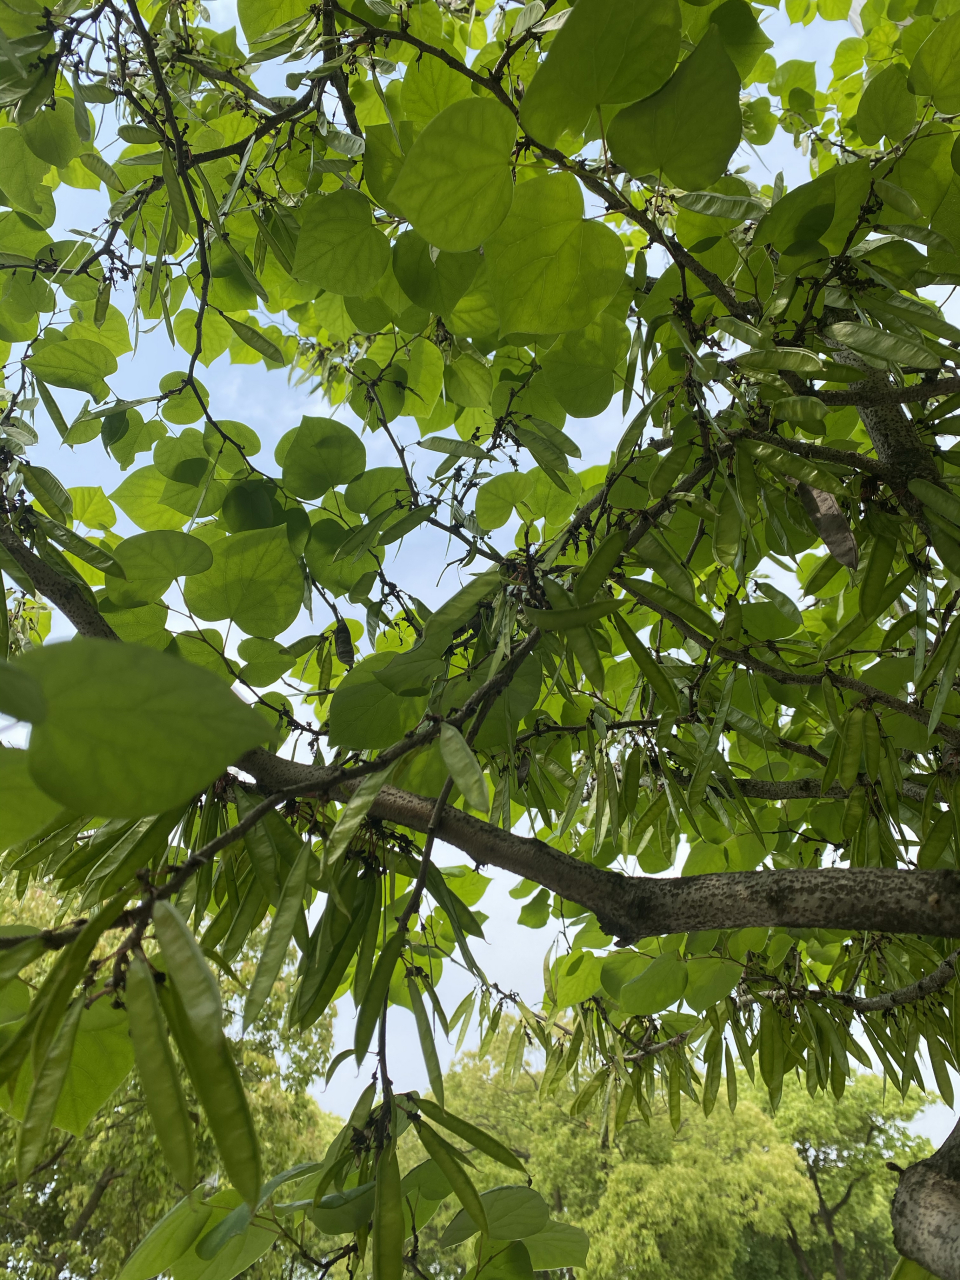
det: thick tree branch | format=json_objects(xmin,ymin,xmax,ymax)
[
  {"xmin": 893, "ymin": 1116, "xmax": 960, "ymax": 1280},
  {"xmin": 0, "ymin": 521, "xmax": 118, "ymax": 641},
  {"xmin": 236, "ymin": 750, "xmax": 960, "ymax": 942},
  {"xmin": 816, "ymin": 375, "xmax": 960, "ymax": 408}
]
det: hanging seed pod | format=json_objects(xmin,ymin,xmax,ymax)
[{"xmin": 334, "ymin": 618, "xmax": 354, "ymax": 668}]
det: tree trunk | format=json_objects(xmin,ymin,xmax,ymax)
[
  {"xmin": 786, "ymin": 1223, "xmax": 819, "ymax": 1280},
  {"xmin": 892, "ymin": 1118, "xmax": 960, "ymax": 1280}
]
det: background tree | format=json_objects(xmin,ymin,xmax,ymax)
[
  {"xmin": 764, "ymin": 1075, "xmax": 932, "ymax": 1280},
  {"xmin": 1, "ymin": 0, "xmax": 960, "ymax": 1273},
  {"xmin": 0, "ymin": 887, "xmax": 337, "ymax": 1279},
  {"xmin": 412, "ymin": 1044, "xmax": 932, "ymax": 1280}
]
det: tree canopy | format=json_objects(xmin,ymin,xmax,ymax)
[{"xmin": 2, "ymin": 0, "xmax": 960, "ymax": 1272}]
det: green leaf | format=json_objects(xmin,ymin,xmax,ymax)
[
  {"xmin": 0, "ymin": 895, "xmax": 128, "ymax": 1095},
  {"xmin": 117, "ymin": 1195, "xmax": 213, "ymax": 1280},
  {"xmin": 42, "ymin": 996, "xmax": 133, "ymax": 1135},
  {"xmin": 179, "ymin": 1189, "xmax": 276, "ymax": 1278},
  {"xmin": 126, "ymin": 954, "xmax": 196, "ymax": 1188},
  {"xmin": 683, "ymin": 956, "xmax": 741, "ymax": 1012},
  {"xmin": 281, "ymin": 416, "xmax": 366, "ymax": 500},
  {"xmin": 407, "ymin": 978, "xmax": 446, "ymax": 1107},
  {"xmin": 857, "ymin": 64, "xmax": 916, "ymax": 145},
  {"xmin": 183, "ymin": 526, "xmax": 303, "ymax": 638},
  {"xmin": 16, "ymin": 995, "xmax": 83, "ymax": 1182},
  {"xmin": 329, "ymin": 653, "xmax": 427, "ymax": 747},
  {"xmin": 519, "ymin": 0, "xmax": 681, "ymax": 147},
  {"xmin": 110, "ymin": 466, "xmax": 190, "ymax": 532},
  {"xmin": 523, "ymin": 1220, "xmax": 590, "ymax": 1270},
  {"xmin": 476, "ymin": 472, "xmax": 534, "ymax": 530},
  {"xmin": 293, "ymin": 190, "xmax": 390, "ymax": 295},
  {"xmin": 619, "ymin": 952, "xmax": 687, "ymax": 1015},
  {"xmin": 105, "ymin": 530, "xmax": 213, "ymax": 607},
  {"xmin": 194, "ymin": 1202, "xmax": 252, "ymax": 1261},
  {"xmin": 439, "ymin": 1184, "xmax": 547, "ymax": 1247},
  {"xmin": 540, "ymin": 315, "xmax": 630, "ymax": 418},
  {"xmin": 415, "ymin": 1120, "xmax": 489, "ymax": 1235},
  {"xmin": 242, "ymin": 839, "xmax": 310, "ymax": 1029},
  {"xmin": 354, "ymin": 927, "xmax": 406, "ymax": 1064},
  {"xmin": 415, "ymin": 1096, "xmax": 526, "ymax": 1173},
  {"xmin": 400, "ymin": 52, "xmax": 473, "ymax": 127},
  {"xmin": 0, "ymin": 658, "xmax": 46, "ymax": 723},
  {"xmin": 19, "ymin": 638, "xmax": 265, "ymax": 817},
  {"xmin": 909, "ymin": 10, "xmax": 960, "ymax": 113},
  {"xmin": 0, "ymin": 126, "xmax": 49, "ymax": 216},
  {"xmin": 391, "ymin": 98, "xmax": 517, "ymax": 253},
  {"xmin": 25, "ymin": 337, "xmax": 118, "ymax": 402},
  {"xmin": 711, "ymin": 0, "xmax": 773, "ymax": 80},
  {"xmin": 439, "ymin": 722, "xmax": 489, "ymax": 812},
  {"xmin": 0, "ymin": 932, "xmax": 46, "ymax": 988},
  {"xmin": 312, "ymin": 1181, "xmax": 376, "ymax": 1234},
  {"xmin": 21, "ymin": 100, "xmax": 84, "ymax": 167},
  {"xmin": 485, "ymin": 173, "xmax": 625, "ymax": 335},
  {"xmin": 892, "ymin": 1257, "xmax": 939, "ymax": 1280},
  {"xmin": 155, "ymin": 902, "xmax": 262, "ymax": 1209},
  {"xmin": 608, "ymin": 27, "xmax": 742, "ymax": 191}
]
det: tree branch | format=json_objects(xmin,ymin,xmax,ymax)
[
  {"xmin": 827, "ymin": 948, "xmax": 959, "ymax": 1013},
  {"xmin": 67, "ymin": 1164, "xmax": 121, "ymax": 1240},
  {"xmin": 617, "ymin": 578, "xmax": 960, "ymax": 749},
  {"xmin": 0, "ymin": 520, "xmax": 118, "ymax": 641},
  {"xmin": 816, "ymin": 375, "xmax": 960, "ymax": 408},
  {"xmin": 236, "ymin": 750, "xmax": 960, "ymax": 942}
]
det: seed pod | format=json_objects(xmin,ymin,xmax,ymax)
[
  {"xmin": 862, "ymin": 712, "xmax": 881, "ymax": 781},
  {"xmin": 860, "ymin": 535, "xmax": 897, "ymax": 621},
  {"xmin": 838, "ymin": 707, "xmax": 865, "ymax": 792},
  {"xmin": 841, "ymin": 787, "xmax": 867, "ymax": 839},
  {"xmin": 721, "ymin": 596, "xmax": 742, "ymax": 644},
  {"xmin": 712, "ymin": 484, "xmax": 740, "ymax": 567},
  {"xmin": 734, "ymin": 442, "xmax": 760, "ymax": 521},
  {"xmin": 334, "ymin": 619, "xmax": 354, "ymax": 668}
]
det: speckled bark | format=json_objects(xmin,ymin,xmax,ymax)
[
  {"xmin": 0, "ymin": 521, "xmax": 118, "ymax": 641},
  {"xmin": 239, "ymin": 749, "xmax": 960, "ymax": 942},
  {"xmin": 821, "ymin": 310, "xmax": 939, "ymax": 488},
  {"xmin": 893, "ymin": 1119, "xmax": 960, "ymax": 1280}
]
